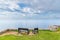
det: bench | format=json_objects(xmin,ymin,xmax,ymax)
[
  {"xmin": 18, "ymin": 28, "xmax": 29, "ymax": 34},
  {"xmin": 32, "ymin": 28, "xmax": 38, "ymax": 34}
]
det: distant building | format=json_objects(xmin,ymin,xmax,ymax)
[{"xmin": 49, "ymin": 25, "xmax": 60, "ymax": 31}]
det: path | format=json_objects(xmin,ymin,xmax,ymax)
[{"xmin": 0, "ymin": 31, "xmax": 34, "ymax": 36}]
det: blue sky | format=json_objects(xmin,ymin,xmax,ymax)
[
  {"xmin": 0, "ymin": 0, "xmax": 60, "ymax": 31},
  {"xmin": 0, "ymin": 0, "xmax": 60, "ymax": 20}
]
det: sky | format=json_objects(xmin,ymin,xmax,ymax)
[
  {"xmin": 0, "ymin": 0, "xmax": 60, "ymax": 31},
  {"xmin": 0, "ymin": 0, "xmax": 60, "ymax": 20}
]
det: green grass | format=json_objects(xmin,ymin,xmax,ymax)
[{"xmin": 0, "ymin": 30, "xmax": 60, "ymax": 40}]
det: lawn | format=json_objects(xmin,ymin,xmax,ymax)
[{"xmin": 0, "ymin": 30, "xmax": 60, "ymax": 40}]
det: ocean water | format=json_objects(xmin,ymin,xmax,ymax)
[{"xmin": 0, "ymin": 19, "xmax": 60, "ymax": 32}]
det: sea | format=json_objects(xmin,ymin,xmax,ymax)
[{"xmin": 0, "ymin": 19, "xmax": 60, "ymax": 32}]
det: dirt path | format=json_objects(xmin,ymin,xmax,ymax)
[
  {"xmin": 0, "ymin": 31, "xmax": 22, "ymax": 36},
  {"xmin": 0, "ymin": 31, "xmax": 34, "ymax": 36},
  {"xmin": 29, "ymin": 32, "xmax": 34, "ymax": 35}
]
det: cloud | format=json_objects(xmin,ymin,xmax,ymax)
[
  {"xmin": 0, "ymin": 0, "xmax": 60, "ymax": 20},
  {"xmin": 0, "ymin": 0, "xmax": 60, "ymax": 12},
  {"xmin": 0, "ymin": 0, "xmax": 20, "ymax": 11},
  {"xmin": 0, "ymin": 11, "xmax": 28, "ymax": 20}
]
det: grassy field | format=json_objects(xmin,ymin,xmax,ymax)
[{"xmin": 0, "ymin": 30, "xmax": 60, "ymax": 40}]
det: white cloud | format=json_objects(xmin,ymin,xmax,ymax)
[
  {"xmin": 22, "ymin": 7, "xmax": 30, "ymax": 13},
  {"xmin": 0, "ymin": 0, "xmax": 60, "ymax": 19},
  {"xmin": 0, "ymin": 11, "xmax": 27, "ymax": 19},
  {"xmin": 22, "ymin": 14, "xmax": 26, "ymax": 16},
  {"xmin": 21, "ymin": 7, "xmax": 42, "ymax": 15},
  {"xmin": 0, "ymin": 0, "xmax": 60, "ymax": 12},
  {"xmin": 0, "ymin": 0, "xmax": 20, "ymax": 11},
  {"xmin": 19, "ymin": 0, "xmax": 60, "ymax": 11}
]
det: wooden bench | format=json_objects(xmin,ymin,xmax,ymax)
[{"xmin": 18, "ymin": 28, "xmax": 29, "ymax": 34}]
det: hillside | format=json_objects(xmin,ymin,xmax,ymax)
[{"xmin": 0, "ymin": 30, "xmax": 60, "ymax": 40}]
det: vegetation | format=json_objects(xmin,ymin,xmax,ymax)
[{"xmin": 0, "ymin": 30, "xmax": 60, "ymax": 40}]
